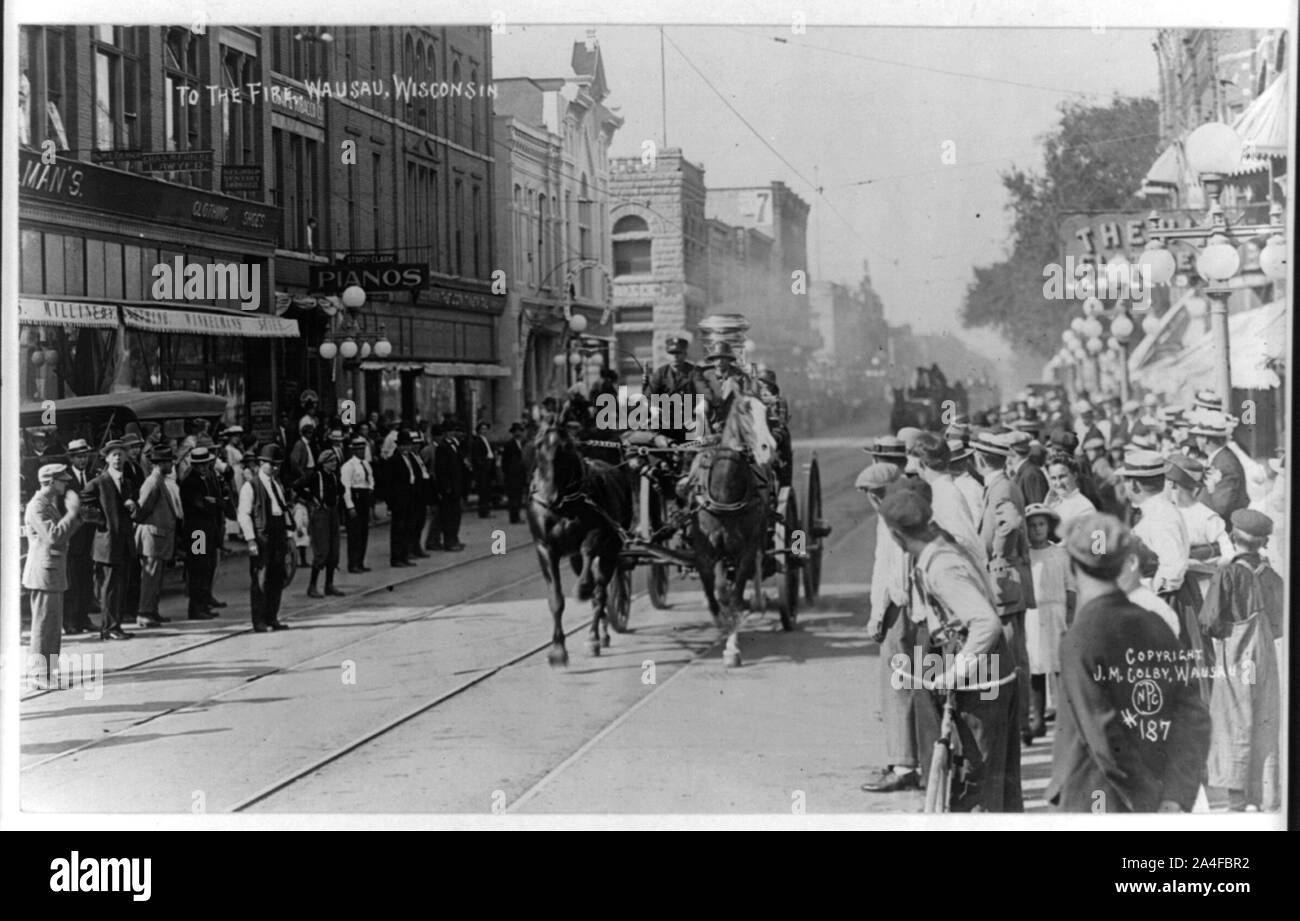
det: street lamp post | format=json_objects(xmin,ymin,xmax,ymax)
[
  {"xmin": 317, "ymin": 284, "xmax": 392, "ymax": 414},
  {"xmin": 1139, "ymin": 122, "xmax": 1288, "ymax": 409}
]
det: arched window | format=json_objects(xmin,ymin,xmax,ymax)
[
  {"xmin": 403, "ymin": 34, "xmax": 415, "ymax": 124},
  {"xmin": 428, "ymin": 45, "xmax": 437, "ymax": 136},
  {"xmin": 470, "ymin": 67, "xmax": 480, "ymax": 148},
  {"xmin": 613, "ymin": 214, "xmax": 652, "ymax": 276},
  {"xmin": 415, "ymin": 42, "xmax": 426, "ymax": 129}
]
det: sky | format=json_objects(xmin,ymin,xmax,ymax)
[{"xmin": 493, "ymin": 25, "xmax": 1160, "ymax": 370}]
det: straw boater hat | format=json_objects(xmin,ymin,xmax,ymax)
[
  {"xmin": 1116, "ymin": 449, "xmax": 1167, "ymax": 478},
  {"xmin": 1023, "ymin": 502, "xmax": 1060, "ymax": 524},
  {"xmin": 188, "ymin": 446, "xmax": 214, "ymax": 464},
  {"xmin": 971, "ymin": 431, "xmax": 1011, "ymax": 457},
  {"xmin": 222, "ymin": 425, "xmax": 245, "ymax": 438},
  {"xmin": 66, "ymin": 438, "xmax": 92, "ymax": 456},
  {"xmin": 864, "ymin": 435, "xmax": 907, "ymax": 459},
  {"xmin": 1082, "ymin": 434, "xmax": 1106, "ymax": 452},
  {"xmin": 150, "ymin": 445, "xmax": 176, "ymax": 464},
  {"xmin": 896, "ymin": 427, "xmax": 924, "ymax": 451},
  {"xmin": 1189, "ymin": 410, "xmax": 1231, "ymax": 438},
  {"xmin": 855, "ymin": 462, "xmax": 902, "ymax": 492},
  {"xmin": 947, "ymin": 438, "xmax": 973, "ymax": 462},
  {"xmin": 1004, "ymin": 431, "xmax": 1032, "ymax": 456}
]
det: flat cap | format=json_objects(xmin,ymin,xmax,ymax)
[
  {"xmin": 877, "ymin": 483, "xmax": 932, "ymax": 530},
  {"xmin": 38, "ymin": 463, "xmax": 72, "ymax": 484},
  {"xmin": 1062, "ymin": 512, "xmax": 1133, "ymax": 578},
  {"xmin": 100, "ymin": 439, "xmax": 127, "ymax": 456},
  {"xmin": 1049, "ymin": 428, "xmax": 1080, "ymax": 452},
  {"xmin": 1230, "ymin": 509, "xmax": 1273, "ymax": 539},
  {"xmin": 855, "ymin": 462, "xmax": 902, "ymax": 492}
]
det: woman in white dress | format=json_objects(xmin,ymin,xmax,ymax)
[
  {"xmin": 1023, "ymin": 504, "xmax": 1074, "ymax": 738},
  {"xmin": 1044, "ymin": 451, "xmax": 1096, "ymax": 528}
]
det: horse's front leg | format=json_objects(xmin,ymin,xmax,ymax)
[
  {"xmin": 536, "ymin": 543, "xmax": 568, "ymax": 667},
  {"xmin": 584, "ymin": 541, "xmax": 608, "ymax": 656},
  {"xmin": 717, "ymin": 556, "xmax": 742, "ymax": 668}
]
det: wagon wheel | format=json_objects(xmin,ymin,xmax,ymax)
[
  {"xmin": 648, "ymin": 564, "xmax": 671, "ymax": 609},
  {"xmin": 608, "ymin": 565, "xmax": 632, "ymax": 633},
  {"xmin": 803, "ymin": 454, "xmax": 828, "ymax": 604},
  {"xmin": 776, "ymin": 487, "xmax": 800, "ymax": 631},
  {"xmin": 282, "ymin": 543, "xmax": 298, "ymax": 590}
]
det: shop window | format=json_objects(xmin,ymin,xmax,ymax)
[
  {"xmin": 20, "ymin": 26, "xmax": 72, "ymax": 150},
  {"xmin": 21, "ymin": 230, "xmax": 43, "ymax": 292},
  {"xmin": 164, "ymin": 27, "xmax": 205, "ymax": 186}
]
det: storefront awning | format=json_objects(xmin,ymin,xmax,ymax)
[
  {"xmin": 1131, "ymin": 299, "xmax": 1286, "ymax": 397},
  {"xmin": 19, "ymin": 296, "xmax": 120, "ymax": 329},
  {"xmin": 122, "ymin": 305, "xmax": 300, "ymax": 338},
  {"xmin": 357, "ymin": 360, "xmax": 512, "ymax": 378},
  {"xmin": 1233, "ymin": 71, "xmax": 1289, "ymax": 159}
]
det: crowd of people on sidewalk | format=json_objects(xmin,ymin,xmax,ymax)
[
  {"xmin": 20, "ymin": 392, "xmax": 538, "ymax": 686},
  {"xmin": 856, "ymin": 384, "xmax": 1285, "ymax": 813}
]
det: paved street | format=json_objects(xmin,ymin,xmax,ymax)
[{"xmin": 18, "ymin": 426, "xmax": 1066, "ymax": 815}]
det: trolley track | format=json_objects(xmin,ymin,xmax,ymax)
[{"xmin": 19, "ymin": 537, "xmax": 535, "ymax": 703}]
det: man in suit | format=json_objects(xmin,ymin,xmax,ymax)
[
  {"xmin": 971, "ymin": 431, "xmax": 1035, "ymax": 746},
  {"xmin": 23, "ymin": 465, "xmax": 84, "ymax": 689},
  {"xmin": 63, "ymin": 439, "xmax": 99, "ymax": 634},
  {"xmin": 420, "ymin": 427, "xmax": 443, "ymax": 550},
  {"xmin": 235, "ymin": 445, "xmax": 293, "ymax": 631},
  {"xmin": 407, "ymin": 431, "xmax": 433, "ymax": 558},
  {"xmin": 90, "ymin": 441, "xmax": 136, "ymax": 641},
  {"xmin": 1005, "ymin": 431, "xmax": 1050, "ymax": 506},
  {"xmin": 180, "ymin": 446, "xmax": 224, "ymax": 620},
  {"xmin": 1047, "ymin": 513, "xmax": 1209, "ymax": 813},
  {"xmin": 434, "ymin": 427, "xmax": 465, "ymax": 551},
  {"xmin": 470, "ymin": 422, "xmax": 496, "ymax": 518},
  {"xmin": 1192, "ymin": 411, "xmax": 1250, "ymax": 528},
  {"xmin": 134, "ymin": 446, "xmax": 181, "ymax": 628},
  {"xmin": 384, "ymin": 431, "xmax": 420, "ymax": 566},
  {"xmin": 501, "ymin": 423, "xmax": 528, "ymax": 524},
  {"xmin": 341, "ymin": 435, "xmax": 376, "ymax": 573}
]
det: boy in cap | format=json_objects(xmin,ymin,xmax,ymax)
[
  {"xmin": 1198, "ymin": 509, "xmax": 1283, "ymax": 811},
  {"xmin": 1046, "ymin": 513, "xmax": 1210, "ymax": 812},
  {"xmin": 22, "ymin": 465, "xmax": 83, "ymax": 688},
  {"xmin": 858, "ymin": 462, "xmax": 937, "ymax": 795},
  {"xmin": 877, "ymin": 484, "xmax": 1021, "ymax": 811}
]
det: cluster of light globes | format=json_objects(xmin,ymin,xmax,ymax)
[{"xmin": 317, "ymin": 284, "xmax": 392, "ymax": 361}]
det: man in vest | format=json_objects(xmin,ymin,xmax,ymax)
[{"xmin": 236, "ymin": 445, "xmax": 293, "ymax": 631}]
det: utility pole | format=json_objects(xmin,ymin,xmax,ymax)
[
  {"xmin": 813, "ymin": 164, "xmax": 822, "ymax": 281},
  {"xmin": 660, "ymin": 27, "xmax": 668, "ymax": 148}
]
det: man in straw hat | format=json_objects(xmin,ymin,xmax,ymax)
[
  {"xmin": 877, "ymin": 483, "xmax": 1021, "ymax": 812},
  {"xmin": 62, "ymin": 439, "xmax": 99, "ymax": 634},
  {"xmin": 1189, "ymin": 411, "xmax": 1249, "ymax": 526},
  {"xmin": 180, "ymin": 445, "xmax": 225, "ymax": 620},
  {"xmin": 90, "ymin": 440, "xmax": 136, "ymax": 641},
  {"xmin": 1045, "ymin": 513, "xmax": 1209, "ymax": 812},
  {"xmin": 134, "ymin": 445, "xmax": 181, "ymax": 628},
  {"xmin": 971, "ymin": 430, "xmax": 1036, "ymax": 746},
  {"xmin": 22, "ymin": 464, "xmax": 84, "ymax": 688},
  {"xmin": 858, "ymin": 462, "xmax": 935, "ymax": 795}
]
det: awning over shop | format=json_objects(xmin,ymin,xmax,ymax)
[
  {"xmin": 19, "ymin": 296, "xmax": 120, "ymax": 328},
  {"xmin": 357, "ymin": 360, "xmax": 512, "ymax": 378},
  {"xmin": 122, "ymin": 305, "xmax": 300, "ymax": 338},
  {"xmin": 1233, "ymin": 71, "xmax": 1289, "ymax": 159},
  {"xmin": 1131, "ymin": 299, "xmax": 1286, "ymax": 398}
]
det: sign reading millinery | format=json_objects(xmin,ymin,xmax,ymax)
[
  {"xmin": 90, "ymin": 149, "xmax": 214, "ymax": 172},
  {"xmin": 310, "ymin": 262, "xmax": 428, "ymax": 293},
  {"xmin": 221, "ymin": 165, "xmax": 263, "ymax": 193}
]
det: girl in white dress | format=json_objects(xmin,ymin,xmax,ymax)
[{"xmin": 1024, "ymin": 504, "xmax": 1075, "ymax": 738}]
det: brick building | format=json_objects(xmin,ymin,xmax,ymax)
[{"xmin": 493, "ymin": 32, "xmax": 624, "ymax": 423}]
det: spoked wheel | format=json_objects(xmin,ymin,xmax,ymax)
[
  {"xmin": 608, "ymin": 566, "xmax": 632, "ymax": 633},
  {"xmin": 776, "ymin": 487, "xmax": 800, "ymax": 631},
  {"xmin": 802, "ymin": 455, "xmax": 829, "ymax": 604},
  {"xmin": 648, "ymin": 564, "xmax": 671, "ymax": 609},
  {"xmin": 282, "ymin": 544, "xmax": 298, "ymax": 590}
]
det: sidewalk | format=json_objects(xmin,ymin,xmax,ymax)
[{"xmin": 27, "ymin": 502, "xmax": 532, "ymax": 646}]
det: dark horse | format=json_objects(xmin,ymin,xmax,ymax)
[
  {"xmin": 678, "ymin": 395, "xmax": 774, "ymax": 667},
  {"xmin": 527, "ymin": 419, "xmax": 633, "ymax": 666}
]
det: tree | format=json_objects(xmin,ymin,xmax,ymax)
[{"xmin": 961, "ymin": 95, "xmax": 1161, "ymax": 359}]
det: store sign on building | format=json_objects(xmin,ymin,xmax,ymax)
[
  {"xmin": 90, "ymin": 149, "xmax": 214, "ymax": 172},
  {"xmin": 1058, "ymin": 210, "xmax": 1201, "ymax": 269},
  {"xmin": 221, "ymin": 165, "xmax": 264, "ymax": 193},
  {"xmin": 270, "ymin": 79, "xmax": 325, "ymax": 127},
  {"xmin": 309, "ymin": 262, "xmax": 429, "ymax": 293},
  {"xmin": 18, "ymin": 147, "xmax": 281, "ymax": 244}
]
